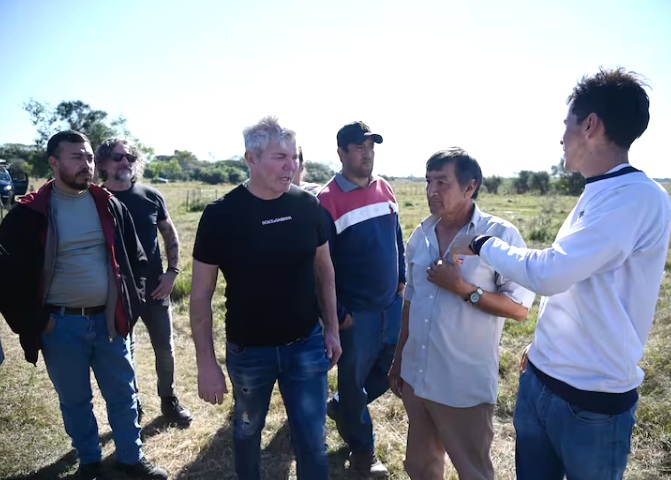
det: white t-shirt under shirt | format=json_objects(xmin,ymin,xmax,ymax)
[{"xmin": 481, "ymin": 164, "xmax": 671, "ymax": 393}]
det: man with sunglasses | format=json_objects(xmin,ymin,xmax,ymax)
[
  {"xmin": 388, "ymin": 148, "xmax": 534, "ymax": 480},
  {"xmin": 0, "ymin": 130, "xmax": 167, "ymax": 479},
  {"xmin": 96, "ymin": 139, "xmax": 192, "ymax": 427}
]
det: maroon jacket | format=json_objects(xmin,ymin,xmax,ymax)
[{"xmin": 0, "ymin": 180, "xmax": 147, "ymax": 364}]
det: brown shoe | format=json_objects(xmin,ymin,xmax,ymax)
[{"xmin": 349, "ymin": 451, "xmax": 389, "ymax": 478}]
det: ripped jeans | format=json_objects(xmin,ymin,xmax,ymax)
[{"xmin": 225, "ymin": 324, "xmax": 330, "ymax": 480}]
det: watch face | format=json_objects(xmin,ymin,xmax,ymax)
[{"xmin": 469, "ymin": 292, "xmax": 480, "ymax": 303}]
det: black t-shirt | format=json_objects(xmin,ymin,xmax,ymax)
[
  {"xmin": 108, "ymin": 183, "xmax": 169, "ymax": 305},
  {"xmin": 193, "ymin": 184, "xmax": 327, "ymax": 346}
]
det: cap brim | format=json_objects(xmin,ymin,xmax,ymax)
[{"xmin": 364, "ymin": 133, "xmax": 383, "ymax": 144}]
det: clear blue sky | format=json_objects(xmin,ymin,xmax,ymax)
[{"xmin": 1, "ymin": 0, "xmax": 669, "ymax": 177}]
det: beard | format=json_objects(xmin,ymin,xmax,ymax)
[
  {"xmin": 353, "ymin": 160, "xmax": 374, "ymax": 178},
  {"xmin": 60, "ymin": 168, "xmax": 92, "ymax": 191},
  {"xmin": 113, "ymin": 168, "xmax": 134, "ymax": 182}
]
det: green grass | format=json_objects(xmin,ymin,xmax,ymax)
[{"xmin": 0, "ymin": 180, "xmax": 670, "ymax": 479}]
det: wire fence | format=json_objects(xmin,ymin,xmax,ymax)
[{"xmin": 183, "ymin": 188, "xmax": 225, "ymax": 211}]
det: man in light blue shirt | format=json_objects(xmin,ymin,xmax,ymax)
[{"xmin": 389, "ymin": 148, "xmax": 534, "ymax": 480}]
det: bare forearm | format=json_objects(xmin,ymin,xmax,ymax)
[
  {"xmin": 395, "ymin": 300, "xmax": 411, "ymax": 357},
  {"xmin": 190, "ymin": 297, "xmax": 217, "ymax": 363},
  {"xmin": 445, "ymin": 280, "xmax": 528, "ymax": 321},
  {"xmin": 159, "ymin": 221, "xmax": 180, "ymax": 269},
  {"xmin": 315, "ymin": 268, "xmax": 338, "ymax": 333},
  {"xmin": 476, "ymin": 292, "xmax": 528, "ymax": 321}
]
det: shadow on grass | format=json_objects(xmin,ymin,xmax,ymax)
[
  {"xmin": 174, "ymin": 417, "xmax": 353, "ymax": 479},
  {"xmin": 4, "ymin": 416, "xmax": 178, "ymax": 480},
  {"xmin": 3, "ymin": 431, "xmax": 112, "ymax": 480}
]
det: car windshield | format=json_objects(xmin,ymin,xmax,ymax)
[{"xmin": 0, "ymin": 169, "xmax": 11, "ymax": 181}]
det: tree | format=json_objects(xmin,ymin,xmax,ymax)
[
  {"xmin": 304, "ymin": 161, "xmax": 335, "ymax": 184},
  {"xmin": 551, "ymin": 160, "xmax": 584, "ymax": 196},
  {"xmin": 22, "ymin": 99, "xmax": 153, "ymax": 170},
  {"xmin": 528, "ymin": 171, "xmax": 551, "ymax": 194},
  {"xmin": 482, "ymin": 175, "xmax": 502, "ymax": 194},
  {"xmin": 513, "ymin": 170, "xmax": 533, "ymax": 194},
  {"xmin": 0, "ymin": 143, "xmax": 44, "ymax": 177}
]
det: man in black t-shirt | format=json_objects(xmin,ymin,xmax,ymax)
[
  {"xmin": 96, "ymin": 138, "xmax": 192, "ymax": 427},
  {"xmin": 190, "ymin": 116, "xmax": 341, "ymax": 480}
]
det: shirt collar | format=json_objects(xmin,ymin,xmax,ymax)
[
  {"xmin": 420, "ymin": 202, "xmax": 482, "ymax": 230},
  {"xmin": 335, "ymin": 172, "xmax": 379, "ymax": 192},
  {"xmin": 605, "ymin": 163, "xmax": 632, "ymax": 174}
]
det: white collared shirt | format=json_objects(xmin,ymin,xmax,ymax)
[{"xmin": 401, "ymin": 205, "xmax": 535, "ymax": 407}]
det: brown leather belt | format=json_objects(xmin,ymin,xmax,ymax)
[{"xmin": 47, "ymin": 305, "xmax": 106, "ymax": 316}]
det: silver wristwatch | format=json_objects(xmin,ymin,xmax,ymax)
[{"xmin": 466, "ymin": 287, "xmax": 484, "ymax": 305}]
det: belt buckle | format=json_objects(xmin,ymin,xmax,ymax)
[{"xmin": 79, "ymin": 307, "xmax": 87, "ymax": 316}]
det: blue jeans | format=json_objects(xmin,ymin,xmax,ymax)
[
  {"xmin": 130, "ymin": 301, "xmax": 176, "ymax": 398},
  {"xmin": 40, "ymin": 311, "xmax": 142, "ymax": 465},
  {"xmin": 331, "ymin": 294, "xmax": 402, "ymax": 453},
  {"xmin": 514, "ymin": 367, "xmax": 636, "ymax": 480},
  {"xmin": 225, "ymin": 324, "xmax": 330, "ymax": 480}
]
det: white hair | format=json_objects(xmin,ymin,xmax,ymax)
[{"xmin": 243, "ymin": 116, "xmax": 296, "ymax": 159}]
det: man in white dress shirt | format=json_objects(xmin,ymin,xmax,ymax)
[{"xmin": 389, "ymin": 148, "xmax": 534, "ymax": 480}]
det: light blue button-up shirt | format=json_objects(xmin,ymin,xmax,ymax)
[{"xmin": 401, "ymin": 205, "xmax": 535, "ymax": 407}]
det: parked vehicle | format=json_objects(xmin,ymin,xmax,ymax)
[
  {"xmin": 11, "ymin": 170, "xmax": 28, "ymax": 196},
  {"xmin": 0, "ymin": 167, "xmax": 14, "ymax": 206},
  {"xmin": 0, "ymin": 166, "xmax": 28, "ymax": 206}
]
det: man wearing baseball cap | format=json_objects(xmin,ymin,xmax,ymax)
[{"xmin": 318, "ymin": 121, "xmax": 405, "ymax": 477}]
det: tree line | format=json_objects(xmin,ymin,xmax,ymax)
[
  {"xmin": 1, "ymin": 98, "xmax": 584, "ymax": 194},
  {"xmin": 482, "ymin": 163, "xmax": 584, "ymax": 196}
]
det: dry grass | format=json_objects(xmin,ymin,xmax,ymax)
[{"xmin": 1, "ymin": 181, "xmax": 670, "ymax": 479}]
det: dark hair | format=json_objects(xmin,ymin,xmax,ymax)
[
  {"xmin": 568, "ymin": 67, "xmax": 650, "ymax": 150},
  {"xmin": 94, "ymin": 137, "xmax": 143, "ymax": 182},
  {"xmin": 46, "ymin": 130, "xmax": 90, "ymax": 159},
  {"xmin": 426, "ymin": 147, "xmax": 482, "ymax": 199},
  {"xmin": 298, "ymin": 145, "xmax": 304, "ymax": 165}
]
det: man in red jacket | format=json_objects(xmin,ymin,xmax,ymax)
[{"xmin": 0, "ymin": 131, "xmax": 167, "ymax": 480}]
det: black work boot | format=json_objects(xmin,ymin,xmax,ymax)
[
  {"xmin": 161, "ymin": 395, "xmax": 193, "ymax": 426},
  {"xmin": 116, "ymin": 457, "xmax": 168, "ymax": 480},
  {"xmin": 77, "ymin": 461, "xmax": 105, "ymax": 480}
]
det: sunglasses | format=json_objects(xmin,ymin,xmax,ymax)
[{"xmin": 110, "ymin": 152, "xmax": 138, "ymax": 163}]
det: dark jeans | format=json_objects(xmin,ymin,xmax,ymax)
[
  {"xmin": 225, "ymin": 324, "xmax": 330, "ymax": 480},
  {"xmin": 330, "ymin": 294, "xmax": 402, "ymax": 453},
  {"xmin": 514, "ymin": 366, "xmax": 636, "ymax": 480},
  {"xmin": 130, "ymin": 301, "xmax": 176, "ymax": 398}
]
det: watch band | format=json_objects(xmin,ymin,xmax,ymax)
[
  {"xmin": 469, "ymin": 235, "xmax": 493, "ymax": 255},
  {"xmin": 166, "ymin": 266, "xmax": 180, "ymax": 274}
]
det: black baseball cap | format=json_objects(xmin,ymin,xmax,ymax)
[{"xmin": 337, "ymin": 121, "xmax": 383, "ymax": 148}]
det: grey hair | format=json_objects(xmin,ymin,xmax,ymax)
[
  {"xmin": 94, "ymin": 137, "xmax": 145, "ymax": 183},
  {"xmin": 243, "ymin": 116, "xmax": 296, "ymax": 159}
]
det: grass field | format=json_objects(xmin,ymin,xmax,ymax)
[{"xmin": 1, "ymin": 180, "xmax": 670, "ymax": 479}]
